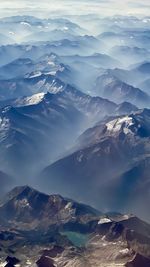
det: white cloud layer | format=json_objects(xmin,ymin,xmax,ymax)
[{"xmin": 0, "ymin": 0, "xmax": 149, "ymax": 17}]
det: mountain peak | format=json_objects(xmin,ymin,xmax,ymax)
[
  {"xmin": 11, "ymin": 184, "xmax": 35, "ymax": 193},
  {"xmin": 1, "ymin": 185, "xmax": 40, "ymax": 204},
  {"xmin": 14, "ymin": 92, "xmax": 45, "ymax": 107},
  {"xmin": 0, "ymin": 186, "xmax": 101, "ymax": 226},
  {"xmin": 104, "ymin": 109, "xmax": 150, "ymax": 137}
]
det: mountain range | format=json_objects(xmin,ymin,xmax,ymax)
[
  {"xmin": 94, "ymin": 70, "xmax": 150, "ymax": 108},
  {"xmin": 0, "ymin": 186, "xmax": 150, "ymax": 266},
  {"xmin": 0, "ymin": 13, "xmax": 149, "ymax": 266},
  {"xmin": 41, "ymin": 109, "xmax": 150, "ymax": 220},
  {"xmin": 0, "ymin": 75, "xmax": 138, "ymax": 180}
]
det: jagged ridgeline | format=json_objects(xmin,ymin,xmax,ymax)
[
  {"xmin": 0, "ymin": 8, "xmax": 149, "ymax": 267},
  {"xmin": 0, "ymin": 186, "xmax": 150, "ymax": 266}
]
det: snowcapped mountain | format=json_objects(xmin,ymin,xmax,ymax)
[
  {"xmin": 0, "ymin": 41, "xmax": 100, "ymax": 76},
  {"xmin": 13, "ymin": 93, "xmax": 45, "ymax": 106},
  {"xmin": 0, "ymin": 82, "xmax": 128, "ymax": 179},
  {"xmin": 0, "ymin": 74, "xmax": 56, "ymax": 100},
  {"xmin": 0, "ymin": 91, "xmax": 84, "ymax": 178},
  {"xmin": 40, "ymin": 109, "xmax": 150, "ymax": 220},
  {"xmin": 0, "ymin": 50, "xmax": 120, "ymax": 100},
  {"xmin": 0, "ymin": 52, "xmax": 70, "ymax": 81},
  {"xmin": 0, "ymin": 12, "xmax": 150, "ymax": 266},
  {"xmin": 0, "ymin": 64, "xmax": 72, "ymax": 101},
  {"xmin": 77, "ymin": 109, "xmax": 150, "ymax": 146},
  {"xmin": 0, "ymin": 77, "xmax": 138, "ymax": 181}
]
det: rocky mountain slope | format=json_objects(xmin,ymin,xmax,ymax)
[
  {"xmin": 0, "ymin": 78, "xmax": 137, "ymax": 180},
  {"xmin": 0, "ymin": 186, "xmax": 150, "ymax": 267},
  {"xmin": 94, "ymin": 71, "xmax": 150, "ymax": 108},
  {"xmin": 40, "ymin": 109, "xmax": 150, "ymax": 220}
]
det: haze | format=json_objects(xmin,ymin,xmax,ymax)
[{"xmin": 0, "ymin": 0, "xmax": 149, "ymax": 18}]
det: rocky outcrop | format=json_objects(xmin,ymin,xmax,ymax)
[
  {"xmin": 36, "ymin": 256, "xmax": 55, "ymax": 267},
  {"xmin": 4, "ymin": 256, "xmax": 20, "ymax": 267},
  {"xmin": 126, "ymin": 253, "xmax": 150, "ymax": 267}
]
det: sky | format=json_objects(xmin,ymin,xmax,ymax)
[{"xmin": 0, "ymin": 0, "xmax": 149, "ymax": 18}]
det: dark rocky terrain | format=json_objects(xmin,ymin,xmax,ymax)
[{"xmin": 0, "ymin": 186, "xmax": 150, "ymax": 267}]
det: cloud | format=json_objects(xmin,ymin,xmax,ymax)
[{"xmin": 0, "ymin": 0, "xmax": 149, "ymax": 17}]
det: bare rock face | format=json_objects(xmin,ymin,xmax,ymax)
[
  {"xmin": 42, "ymin": 246, "xmax": 64, "ymax": 258},
  {"xmin": 4, "ymin": 256, "xmax": 20, "ymax": 267},
  {"xmin": 0, "ymin": 187, "xmax": 149, "ymax": 267},
  {"xmin": 0, "ymin": 185, "xmax": 100, "ymax": 229},
  {"xmin": 125, "ymin": 253, "xmax": 150, "ymax": 267},
  {"xmin": 36, "ymin": 256, "xmax": 55, "ymax": 267}
]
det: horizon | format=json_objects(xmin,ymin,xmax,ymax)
[{"xmin": 0, "ymin": 0, "xmax": 149, "ymax": 18}]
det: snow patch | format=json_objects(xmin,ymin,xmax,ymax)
[
  {"xmin": 65, "ymin": 202, "xmax": 72, "ymax": 210},
  {"xmin": 15, "ymin": 93, "xmax": 45, "ymax": 107},
  {"xmin": 92, "ymin": 147, "xmax": 101, "ymax": 154},
  {"xmin": 106, "ymin": 116, "xmax": 134, "ymax": 135},
  {"xmin": 20, "ymin": 21, "xmax": 31, "ymax": 27},
  {"xmin": 63, "ymin": 26, "xmax": 69, "ymax": 31},
  {"xmin": 121, "ymin": 214, "xmax": 133, "ymax": 221},
  {"xmin": 98, "ymin": 217, "xmax": 112, "ymax": 225},
  {"xmin": 15, "ymin": 198, "xmax": 31, "ymax": 209},
  {"xmin": 47, "ymin": 61, "xmax": 55, "ymax": 66},
  {"xmin": 143, "ymin": 19, "xmax": 150, "ymax": 23},
  {"xmin": 25, "ymin": 93, "xmax": 45, "ymax": 105},
  {"xmin": 0, "ymin": 118, "xmax": 10, "ymax": 133},
  {"xmin": 29, "ymin": 71, "xmax": 42, "ymax": 78},
  {"xmin": 77, "ymin": 154, "xmax": 83, "ymax": 162},
  {"xmin": 46, "ymin": 71, "xmax": 57, "ymax": 75},
  {"xmin": 119, "ymin": 248, "xmax": 130, "ymax": 256},
  {"xmin": 9, "ymin": 31, "xmax": 15, "ymax": 35}
]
